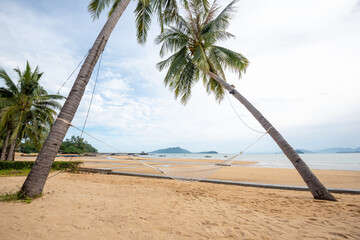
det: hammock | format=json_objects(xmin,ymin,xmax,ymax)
[
  {"xmin": 135, "ymin": 131, "xmax": 269, "ymax": 181},
  {"xmin": 56, "ymin": 49, "xmax": 271, "ymax": 182}
]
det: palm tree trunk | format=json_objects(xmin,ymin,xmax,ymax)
[
  {"xmin": 20, "ymin": 0, "xmax": 131, "ymax": 198},
  {"xmin": 207, "ymin": 72, "xmax": 336, "ymax": 201},
  {"xmin": 0, "ymin": 130, "xmax": 10, "ymax": 160},
  {"xmin": 6, "ymin": 140, "xmax": 16, "ymax": 161}
]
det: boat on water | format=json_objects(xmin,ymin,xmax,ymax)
[
  {"xmin": 159, "ymin": 155, "xmax": 166, "ymax": 157},
  {"xmin": 205, "ymin": 155, "xmax": 212, "ymax": 158}
]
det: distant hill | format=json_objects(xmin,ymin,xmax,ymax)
[
  {"xmin": 289, "ymin": 147, "xmax": 360, "ymax": 154},
  {"xmin": 149, "ymin": 147, "xmax": 218, "ymax": 154},
  {"xmin": 296, "ymin": 149, "xmax": 314, "ymax": 154},
  {"xmin": 337, "ymin": 151, "xmax": 360, "ymax": 153},
  {"xmin": 150, "ymin": 147, "xmax": 191, "ymax": 154},
  {"xmin": 315, "ymin": 147, "xmax": 360, "ymax": 154}
]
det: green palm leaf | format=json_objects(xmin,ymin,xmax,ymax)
[
  {"xmin": 88, "ymin": 0, "xmax": 113, "ymax": 20},
  {"xmin": 135, "ymin": 0, "xmax": 152, "ymax": 44},
  {"xmin": 156, "ymin": 0, "xmax": 248, "ymax": 104}
]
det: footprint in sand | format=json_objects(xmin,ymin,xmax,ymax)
[{"xmin": 270, "ymin": 209, "xmax": 282, "ymax": 213}]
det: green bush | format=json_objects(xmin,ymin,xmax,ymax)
[
  {"xmin": 60, "ymin": 136, "xmax": 97, "ymax": 154},
  {"xmin": 0, "ymin": 161, "xmax": 82, "ymax": 172}
]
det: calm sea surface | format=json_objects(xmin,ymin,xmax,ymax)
[{"xmin": 142, "ymin": 153, "xmax": 360, "ymax": 171}]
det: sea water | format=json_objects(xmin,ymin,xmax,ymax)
[{"xmin": 143, "ymin": 153, "xmax": 360, "ymax": 171}]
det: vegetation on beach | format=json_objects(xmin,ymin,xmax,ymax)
[
  {"xmin": 0, "ymin": 62, "xmax": 64, "ymax": 161},
  {"xmin": 60, "ymin": 135, "xmax": 98, "ymax": 154},
  {"xmin": 0, "ymin": 168, "xmax": 31, "ymax": 177},
  {"xmin": 0, "ymin": 191, "xmax": 40, "ymax": 204},
  {"xmin": 0, "ymin": 160, "xmax": 83, "ymax": 174}
]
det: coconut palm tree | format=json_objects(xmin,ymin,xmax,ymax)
[
  {"xmin": 0, "ymin": 62, "xmax": 63, "ymax": 161},
  {"xmin": 20, "ymin": 0, "xmax": 209, "ymax": 198},
  {"xmin": 155, "ymin": 0, "xmax": 336, "ymax": 201}
]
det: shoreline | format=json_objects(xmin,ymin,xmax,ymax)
[{"xmin": 14, "ymin": 154, "xmax": 360, "ymax": 190}]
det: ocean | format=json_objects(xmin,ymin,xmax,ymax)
[{"xmin": 142, "ymin": 153, "xmax": 360, "ymax": 171}]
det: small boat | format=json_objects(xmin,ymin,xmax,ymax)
[
  {"xmin": 159, "ymin": 155, "xmax": 166, "ymax": 157},
  {"xmin": 139, "ymin": 151, "xmax": 149, "ymax": 155},
  {"xmin": 64, "ymin": 155, "xmax": 78, "ymax": 157},
  {"xmin": 205, "ymin": 155, "xmax": 211, "ymax": 158}
]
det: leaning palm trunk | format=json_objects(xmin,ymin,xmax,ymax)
[
  {"xmin": 207, "ymin": 72, "xmax": 336, "ymax": 201},
  {"xmin": 0, "ymin": 130, "xmax": 10, "ymax": 160},
  {"xmin": 20, "ymin": 0, "xmax": 131, "ymax": 198}
]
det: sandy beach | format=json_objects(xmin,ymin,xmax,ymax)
[{"xmin": 1, "ymin": 155, "xmax": 360, "ymax": 239}]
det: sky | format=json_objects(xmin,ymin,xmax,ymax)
[{"xmin": 0, "ymin": 0, "xmax": 359, "ymax": 153}]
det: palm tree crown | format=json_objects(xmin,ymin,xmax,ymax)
[
  {"xmin": 0, "ymin": 62, "xmax": 64, "ymax": 152},
  {"xmin": 156, "ymin": 0, "xmax": 249, "ymax": 104}
]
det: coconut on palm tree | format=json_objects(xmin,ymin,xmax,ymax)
[
  {"xmin": 20, "ymin": 0, "xmax": 210, "ymax": 198},
  {"xmin": 155, "ymin": 0, "xmax": 336, "ymax": 201},
  {"xmin": 0, "ymin": 62, "xmax": 63, "ymax": 161}
]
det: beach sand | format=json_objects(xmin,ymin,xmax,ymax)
[{"xmin": 1, "ymin": 155, "xmax": 360, "ymax": 239}]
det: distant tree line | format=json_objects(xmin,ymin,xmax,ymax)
[{"xmin": 59, "ymin": 136, "xmax": 97, "ymax": 154}]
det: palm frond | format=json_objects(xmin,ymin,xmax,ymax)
[
  {"xmin": 37, "ymin": 94, "xmax": 65, "ymax": 101},
  {"xmin": 0, "ymin": 98, "xmax": 17, "ymax": 108},
  {"xmin": 160, "ymin": 0, "xmax": 179, "ymax": 26},
  {"xmin": 203, "ymin": 0, "xmax": 219, "ymax": 24},
  {"xmin": 176, "ymin": 60, "xmax": 198, "ymax": 104},
  {"xmin": 202, "ymin": 0, "xmax": 238, "ymax": 34},
  {"xmin": 0, "ymin": 68, "xmax": 19, "ymax": 95},
  {"xmin": 108, "ymin": 0, "xmax": 120, "ymax": 18},
  {"xmin": 156, "ymin": 28, "xmax": 189, "ymax": 57},
  {"xmin": 88, "ymin": 0, "xmax": 113, "ymax": 20},
  {"xmin": 193, "ymin": 45, "xmax": 209, "ymax": 72},
  {"xmin": 212, "ymin": 45, "xmax": 249, "ymax": 78},
  {"xmin": 162, "ymin": 47, "xmax": 189, "ymax": 87},
  {"xmin": 203, "ymin": 30, "xmax": 234, "ymax": 46},
  {"xmin": 135, "ymin": 0, "xmax": 152, "ymax": 44}
]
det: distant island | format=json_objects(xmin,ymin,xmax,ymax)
[
  {"xmin": 150, "ymin": 147, "xmax": 191, "ymax": 154},
  {"xmin": 292, "ymin": 147, "xmax": 360, "ymax": 154},
  {"xmin": 150, "ymin": 147, "xmax": 218, "ymax": 154},
  {"xmin": 149, "ymin": 147, "xmax": 359, "ymax": 155}
]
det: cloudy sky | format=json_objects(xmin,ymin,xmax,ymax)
[{"xmin": 1, "ymin": 0, "xmax": 359, "ymax": 153}]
